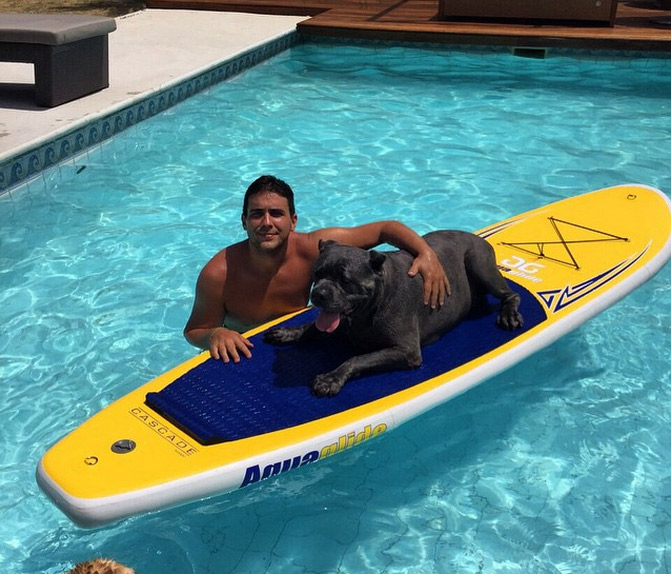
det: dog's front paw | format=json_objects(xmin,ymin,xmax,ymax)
[
  {"xmin": 263, "ymin": 326, "xmax": 304, "ymax": 345},
  {"xmin": 312, "ymin": 373, "xmax": 346, "ymax": 397},
  {"xmin": 497, "ymin": 309, "xmax": 524, "ymax": 330}
]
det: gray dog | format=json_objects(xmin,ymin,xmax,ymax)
[{"xmin": 264, "ymin": 231, "xmax": 523, "ymax": 397}]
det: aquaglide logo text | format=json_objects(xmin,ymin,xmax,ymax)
[{"xmin": 240, "ymin": 422, "xmax": 387, "ymax": 488}]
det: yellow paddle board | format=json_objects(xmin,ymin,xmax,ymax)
[{"xmin": 37, "ymin": 184, "xmax": 671, "ymax": 527}]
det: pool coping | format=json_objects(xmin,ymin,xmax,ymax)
[
  {"xmin": 0, "ymin": 31, "xmax": 299, "ymax": 195},
  {"xmin": 2, "ymin": 33, "xmax": 670, "ymax": 196}
]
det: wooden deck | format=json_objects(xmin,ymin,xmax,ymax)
[{"xmin": 145, "ymin": 0, "xmax": 671, "ymax": 52}]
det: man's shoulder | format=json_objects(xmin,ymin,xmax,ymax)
[
  {"xmin": 201, "ymin": 241, "xmax": 246, "ymax": 276},
  {"xmin": 294, "ymin": 226, "xmax": 367, "ymax": 250},
  {"xmin": 290, "ymin": 231, "xmax": 321, "ymax": 257},
  {"xmin": 212, "ymin": 240, "xmax": 248, "ymax": 259}
]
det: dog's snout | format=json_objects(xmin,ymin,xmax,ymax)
[
  {"xmin": 311, "ymin": 282, "xmax": 328, "ymax": 306},
  {"xmin": 311, "ymin": 280, "xmax": 338, "ymax": 309}
]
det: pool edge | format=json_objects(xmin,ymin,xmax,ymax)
[{"xmin": 0, "ymin": 31, "xmax": 299, "ymax": 196}]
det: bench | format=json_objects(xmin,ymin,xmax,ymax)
[
  {"xmin": 0, "ymin": 13, "xmax": 117, "ymax": 107},
  {"xmin": 439, "ymin": 0, "xmax": 618, "ymax": 26}
]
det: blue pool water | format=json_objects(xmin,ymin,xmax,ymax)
[{"xmin": 1, "ymin": 42, "xmax": 671, "ymax": 573}]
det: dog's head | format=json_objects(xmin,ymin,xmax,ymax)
[
  {"xmin": 311, "ymin": 240, "xmax": 386, "ymax": 332},
  {"xmin": 67, "ymin": 558, "xmax": 135, "ymax": 574}
]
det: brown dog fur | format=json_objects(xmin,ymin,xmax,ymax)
[{"xmin": 66, "ymin": 558, "xmax": 135, "ymax": 574}]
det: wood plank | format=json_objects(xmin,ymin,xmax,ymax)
[{"xmin": 145, "ymin": 0, "xmax": 671, "ymax": 51}]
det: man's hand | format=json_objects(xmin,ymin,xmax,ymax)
[
  {"xmin": 408, "ymin": 250, "xmax": 451, "ymax": 308},
  {"xmin": 208, "ymin": 327, "xmax": 254, "ymax": 363}
]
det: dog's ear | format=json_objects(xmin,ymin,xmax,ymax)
[
  {"xmin": 368, "ymin": 250, "xmax": 386, "ymax": 273},
  {"xmin": 318, "ymin": 239, "xmax": 337, "ymax": 252}
]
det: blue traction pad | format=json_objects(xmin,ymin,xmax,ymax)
[{"xmin": 146, "ymin": 283, "xmax": 545, "ymax": 445}]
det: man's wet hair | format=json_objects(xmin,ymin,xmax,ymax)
[{"xmin": 243, "ymin": 175, "xmax": 296, "ymax": 218}]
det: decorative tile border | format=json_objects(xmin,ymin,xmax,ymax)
[
  {"xmin": 3, "ymin": 31, "xmax": 669, "ymax": 195},
  {"xmin": 304, "ymin": 33, "xmax": 671, "ymax": 61},
  {"xmin": 0, "ymin": 32, "xmax": 298, "ymax": 194}
]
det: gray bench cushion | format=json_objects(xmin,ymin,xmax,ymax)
[{"xmin": 0, "ymin": 13, "xmax": 116, "ymax": 46}]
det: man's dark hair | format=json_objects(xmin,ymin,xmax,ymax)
[{"xmin": 242, "ymin": 175, "xmax": 296, "ymax": 218}]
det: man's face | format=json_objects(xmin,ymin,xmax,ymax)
[{"xmin": 242, "ymin": 192, "xmax": 297, "ymax": 253}]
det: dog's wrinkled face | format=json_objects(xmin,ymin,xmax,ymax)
[{"xmin": 311, "ymin": 240, "xmax": 385, "ymax": 332}]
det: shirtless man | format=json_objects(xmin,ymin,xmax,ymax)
[{"xmin": 184, "ymin": 175, "xmax": 451, "ymax": 363}]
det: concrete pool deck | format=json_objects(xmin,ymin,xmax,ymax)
[{"xmin": 0, "ymin": 9, "xmax": 307, "ymax": 167}]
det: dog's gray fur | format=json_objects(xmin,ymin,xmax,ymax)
[{"xmin": 264, "ymin": 230, "xmax": 523, "ymax": 397}]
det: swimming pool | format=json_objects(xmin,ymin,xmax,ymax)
[{"xmin": 1, "ymin": 41, "xmax": 671, "ymax": 573}]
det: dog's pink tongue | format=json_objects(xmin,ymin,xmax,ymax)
[{"xmin": 315, "ymin": 310, "xmax": 341, "ymax": 333}]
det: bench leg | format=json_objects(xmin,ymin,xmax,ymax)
[{"xmin": 32, "ymin": 35, "xmax": 110, "ymax": 107}]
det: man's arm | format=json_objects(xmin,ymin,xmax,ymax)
[
  {"xmin": 309, "ymin": 221, "xmax": 451, "ymax": 308},
  {"xmin": 183, "ymin": 262, "xmax": 254, "ymax": 363}
]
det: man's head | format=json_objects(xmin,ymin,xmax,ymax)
[
  {"xmin": 242, "ymin": 175, "xmax": 298, "ymax": 253},
  {"xmin": 242, "ymin": 175, "xmax": 296, "ymax": 219}
]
